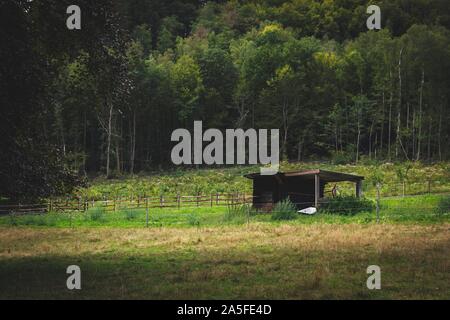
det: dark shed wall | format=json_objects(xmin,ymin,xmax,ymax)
[
  {"xmin": 252, "ymin": 175, "xmax": 325, "ymax": 211},
  {"xmin": 252, "ymin": 176, "xmax": 279, "ymax": 211},
  {"xmin": 283, "ymin": 176, "xmax": 325, "ymax": 209}
]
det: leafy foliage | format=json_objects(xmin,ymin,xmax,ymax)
[
  {"xmin": 2, "ymin": 0, "xmax": 450, "ymax": 202},
  {"xmin": 320, "ymin": 196, "xmax": 375, "ymax": 216}
]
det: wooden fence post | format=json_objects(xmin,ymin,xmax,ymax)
[
  {"xmin": 210, "ymin": 194, "xmax": 213, "ymax": 207},
  {"xmin": 177, "ymin": 193, "xmax": 181, "ymax": 209},
  {"xmin": 428, "ymin": 180, "xmax": 431, "ymax": 194},
  {"xmin": 160, "ymin": 195, "xmax": 164, "ymax": 208},
  {"xmin": 216, "ymin": 193, "xmax": 219, "ymax": 205},
  {"xmin": 197, "ymin": 192, "xmax": 200, "ymax": 207}
]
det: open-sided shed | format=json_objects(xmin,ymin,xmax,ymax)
[{"xmin": 244, "ymin": 170, "xmax": 364, "ymax": 211}]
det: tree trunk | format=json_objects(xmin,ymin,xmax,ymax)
[
  {"xmin": 406, "ymin": 102, "xmax": 409, "ymax": 130},
  {"xmin": 106, "ymin": 103, "xmax": 113, "ymax": 179},
  {"xmin": 438, "ymin": 109, "xmax": 442, "ymax": 161},
  {"xmin": 335, "ymin": 122, "xmax": 338, "ymax": 153},
  {"xmin": 356, "ymin": 103, "xmax": 361, "ymax": 163},
  {"xmin": 374, "ymin": 132, "xmax": 378, "ymax": 159},
  {"xmin": 130, "ymin": 110, "xmax": 136, "ymax": 174},
  {"xmin": 395, "ymin": 108, "xmax": 401, "ymax": 159},
  {"xmin": 395, "ymin": 48, "xmax": 403, "ymax": 159},
  {"xmin": 388, "ymin": 89, "xmax": 392, "ymax": 161},
  {"xmin": 83, "ymin": 110, "xmax": 87, "ymax": 175},
  {"xmin": 380, "ymin": 90, "xmax": 385, "ymax": 154},
  {"xmin": 427, "ymin": 117, "xmax": 432, "ymax": 160},
  {"xmin": 281, "ymin": 99, "xmax": 289, "ymax": 159},
  {"xmin": 116, "ymin": 140, "xmax": 121, "ymax": 174},
  {"xmin": 369, "ymin": 119, "xmax": 375, "ymax": 159},
  {"xmin": 297, "ymin": 139, "xmax": 303, "ymax": 162},
  {"xmin": 388, "ymin": 69, "xmax": 393, "ymax": 161},
  {"xmin": 416, "ymin": 67, "xmax": 424, "ymax": 161},
  {"xmin": 412, "ymin": 106, "xmax": 416, "ymax": 159}
]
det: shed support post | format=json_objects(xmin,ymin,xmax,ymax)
[
  {"xmin": 314, "ymin": 174, "xmax": 320, "ymax": 208},
  {"xmin": 356, "ymin": 180, "xmax": 363, "ymax": 198}
]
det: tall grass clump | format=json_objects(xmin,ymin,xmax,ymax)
[
  {"xmin": 89, "ymin": 207, "xmax": 105, "ymax": 222},
  {"xmin": 436, "ymin": 196, "xmax": 450, "ymax": 215},
  {"xmin": 224, "ymin": 204, "xmax": 251, "ymax": 223},
  {"xmin": 320, "ymin": 196, "xmax": 375, "ymax": 216},
  {"xmin": 271, "ymin": 198, "xmax": 297, "ymax": 221},
  {"xmin": 8, "ymin": 214, "xmax": 18, "ymax": 226},
  {"xmin": 187, "ymin": 213, "xmax": 201, "ymax": 227},
  {"xmin": 124, "ymin": 209, "xmax": 138, "ymax": 220}
]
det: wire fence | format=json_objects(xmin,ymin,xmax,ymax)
[
  {"xmin": 325, "ymin": 180, "xmax": 450, "ymax": 198},
  {"xmin": 1, "ymin": 180, "xmax": 449, "ymax": 216},
  {"xmin": 2, "ymin": 194, "xmax": 448, "ymax": 229},
  {"xmin": 0, "ymin": 192, "xmax": 254, "ymax": 215}
]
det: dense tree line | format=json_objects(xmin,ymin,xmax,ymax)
[{"xmin": 1, "ymin": 0, "xmax": 450, "ymax": 200}]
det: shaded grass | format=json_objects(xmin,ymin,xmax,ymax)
[{"xmin": 0, "ymin": 224, "xmax": 448, "ymax": 299}]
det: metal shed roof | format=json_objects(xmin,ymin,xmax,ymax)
[{"xmin": 244, "ymin": 169, "xmax": 364, "ymax": 183}]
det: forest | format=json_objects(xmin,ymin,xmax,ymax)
[{"xmin": 1, "ymin": 0, "xmax": 450, "ymax": 200}]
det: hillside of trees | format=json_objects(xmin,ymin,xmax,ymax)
[{"xmin": 1, "ymin": 0, "xmax": 450, "ymax": 200}]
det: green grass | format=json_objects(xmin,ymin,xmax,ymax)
[
  {"xmin": 1, "ymin": 194, "xmax": 448, "ymax": 228},
  {"xmin": 0, "ymin": 223, "xmax": 448, "ymax": 299},
  {"xmin": 1, "ymin": 193, "xmax": 448, "ymax": 299}
]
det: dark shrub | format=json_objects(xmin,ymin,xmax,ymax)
[{"xmin": 320, "ymin": 196, "xmax": 375, "ymax": 216}]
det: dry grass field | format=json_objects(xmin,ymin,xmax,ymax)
[{"xmin": 1, "ymin": 223, "xmax": 449, "ymax": 299}]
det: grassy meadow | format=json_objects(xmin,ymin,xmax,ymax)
[
  {"xmin": 77, "ymin": 162, "xmax": 450, "ymax": 199},
  {"xmin": 1, "ymin": 223, "xmax": 449, "ymax": 299},
  {"xmin": 0, "ymin": 163, "xmax": 449, "ymax": 299}
]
